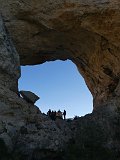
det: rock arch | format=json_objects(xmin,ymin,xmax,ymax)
[
  {"xmin": 1, "ymin": 0, "xmax": 120, "ymax": 111},
  {"xmin": 0, "ymin": 1, "xmax": 120, "ymax": 159}
]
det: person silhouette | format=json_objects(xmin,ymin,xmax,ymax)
[
  {"xmin": 63, "ymin": 110, "xmax": 66, "ymax": 120},
  {"xmin": 57, "ymin": 110, "xmax": 63, "ymax": 119},
  {"xmin": 47, "ymin": 109, "xmax": 51, "ymax": 117}
]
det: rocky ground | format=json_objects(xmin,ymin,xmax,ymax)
[
  {"xmin": 0, "ymin": 85, "xmax": 73, "ymax": 159},
  {"xmin": 0, "ymin": 87, "xmax": 120, "ymax": 160}
]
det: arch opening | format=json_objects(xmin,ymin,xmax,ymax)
[{"xmin": 19, "ymin": 60, "xmax": 93, "ymax": 118}]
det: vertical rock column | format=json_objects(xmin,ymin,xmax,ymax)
[{"xmin": 0, "ymin": 15, "xmax": 20, "ymax": 93}]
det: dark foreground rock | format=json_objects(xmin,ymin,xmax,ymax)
[
  {"xmin": 0, "ymin": 85, "xmax": 72, "ymax": 159},
  {"xmin": 0, "ymin": 103, "xmax": 120, "ymax": 160}
]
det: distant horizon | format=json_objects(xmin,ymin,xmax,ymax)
[{"xmin": 19, "ymin": 60, "xmax": 93, "ymax": 118}]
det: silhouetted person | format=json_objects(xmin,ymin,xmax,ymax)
[
  {"xmin": 56, "ymin": 110, "xmax": 63, "ymax": 119},
  {"xmin": 51, "ymin": 111, "xmax": 56, "ymax": 121},
  {"xmin": 63, "ymin": 110, "xmax": 66, "ymax": 120},
  {"xmin": 47, "ymin": 109, "xmax": 51, "ymax": 117},
  {"xmin": 54, "ymin": 111, "xmax": 57, "ymax": 120}
]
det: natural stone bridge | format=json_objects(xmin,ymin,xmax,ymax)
[
  {"xmin": 0, "ymin": 0, "xmax": 120, "ymax": 159},
  {"xmin": 1, "ymin": 0, "xmax": 120, "ymax": 110}
]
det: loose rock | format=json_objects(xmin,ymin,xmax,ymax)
[{"xmin": 20, "ymin": 90, "xmax": 40, "ymax": 104}]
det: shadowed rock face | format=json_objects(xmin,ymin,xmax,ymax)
[
  {"xmin": 0, "ymin": 1, "xmax": 120, "ymax": 159},
  {"xmin": 0, "ymin": 1, "xmax": 120, "ymax": 108},
  {"xmin": 0, "ymin": 15, "xmax": 20, "ymax": 93}
]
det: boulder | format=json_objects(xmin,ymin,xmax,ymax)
[{"xmin": 19, "ymin": 90, "xmax": 40, "ymax": 104}]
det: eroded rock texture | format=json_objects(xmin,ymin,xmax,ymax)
[
  {"xmin": 0, "ymin": 15, "xmax": 71, "ymax": 159},
  {"xmin": 0, "ymin": 85, "xmax": 72, "ymax": 158},
  {"xmin": 0, "ymin": 0, "xmax": 120, "ymax": 109},
  {"xmin": 0, "ymin": 0, "xmax": 120, "ymax": 159},
  {"xmin": 0, "ymin": 15, "xmax": 20, "ymax": 93}
]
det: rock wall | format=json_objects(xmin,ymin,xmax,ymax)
[
  {"xmin": 0, "ymin": 84, "xmax": 72, "ymax": 158},
  {"xmin": 0, "ymin": 15, "xmax": 20, "ymax": 93},
  {"xmin": 0, "ymin": 1, "xmax": 120, "ymax": 159},
  {"xmin": 0, "ymin": 0, "xmax": 120, "ymax": 109},
  {"xmin": 0, "ymin": 14, "xmax": 72, "ymax": 159}
]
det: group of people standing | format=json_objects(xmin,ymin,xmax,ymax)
[{"xmin": 47, "ymin": 109, "xmax": 66, "ymax": 120}]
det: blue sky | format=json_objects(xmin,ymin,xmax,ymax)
[{"xmin": 19, "ymin": 60, "xmax": 93, "ymax": 118}]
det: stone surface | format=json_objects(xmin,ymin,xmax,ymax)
[
  {"xmin": 20, "ymin": 90, "xmax": 40, "ymax": 104},
  {"xmin": 0, "ymin": 86, "xmax": 119, "ymax": 159},
  {"xmin": 0, "ymin": 85, "xmax": 72, "ymax": 158},
  {"xmin": 0, "ymin": 1, "xmax": 120, "ymax": 159},
  {"xmin": 0, "ymin": 14, "xmax": 20, "ymax": 93},
  {"xmin": 0, "ymin": 0, "xmax": 120, "ymax": 109}
]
